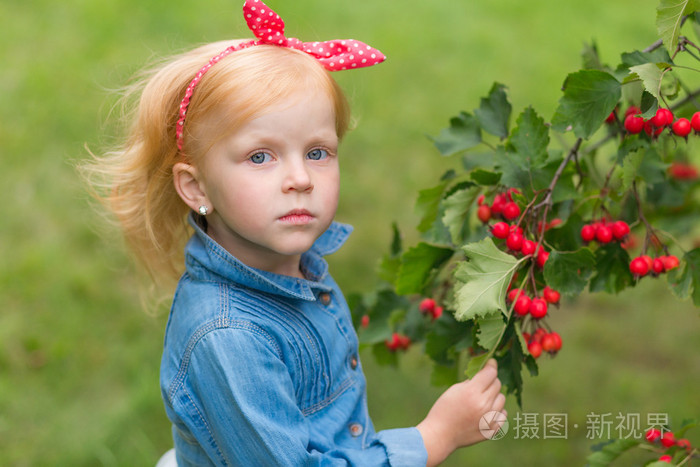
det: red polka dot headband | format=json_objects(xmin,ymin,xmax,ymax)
[{"xmin": 176, "ymin": 0, "xmax": 386, "ymax": 151}]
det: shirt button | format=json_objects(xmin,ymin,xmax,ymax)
[
  {"xmin": 319, "ymin": 292, "xmax": 331, "ymax": 305},
  {"xmin": 350, "ymin": 355, "xmax": 358, "ymax": 370},
  {"xmin": 349, "ymin": 423, "xmax": 364, "ymax": 437}
]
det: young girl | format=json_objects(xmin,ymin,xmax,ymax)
[{"xmin": 86, "ymin": 1, "xmax": 506, "ymax": 465}]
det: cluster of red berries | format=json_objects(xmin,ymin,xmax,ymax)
[
  {"xmin": 614, "ymin": 106, "xmax": 700, "ymax": 139},
  {"xmin": 384, "ymin": 332, "xmax": 412, "ymax": 352},
  {"xmin": 521, "ymin": 327, "xmax": 562, "ymax": 359},
  {"xmin": 614, "ymin": 107, "xmax": 700, "ymax": 182},
  {"xmin": 491, "ymin": 221, "xmax": 550, "ymax": 267},
  {"xmin": 418, "ymin": 298, "xmax": 444, "ymax": 320},
  {"xmin": 580, "ymin": 219, "xmax": 630, "ymax": 244},
  {"xmin": 476, "ymin": 189, "xmax": 522, "ymax": 223},
  {"xmin": 507, "ymin": 286, "xmax": 562, "ymax": 359},
  {"xmin": 629, "ymin": 254, "xmax": 680, "ymax": 277},
  {"xmin": 645, "ymin": 428, "xmax": 693, "ymax": 463}
]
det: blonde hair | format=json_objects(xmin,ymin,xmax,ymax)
[{"xmin": 82, "ymin": 40, "xmax": 351, "ymax": 287}]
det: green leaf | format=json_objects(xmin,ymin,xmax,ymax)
[
  {"xmin": 668, "ymin": 248, "xmax": 700, "ymax": 306},
  {"xmin": 430, "ymin": 112, "xmax": 482, "ymax": 156},
  {"xmin": 588, "ymin": 244, "xmax": 634, "ymax": 294},
  {"xmin": 586, "ymin": 439, "xmax": 641, "ymax": 467},
  {"xmin": 476, "ymin": 311, "xmax": 506, "ymax": 350},
  {"xmin": 621, "ymin": 147, "xmax": 667, "ymax": 191},
  {"xmin": 416, "ymin": 182, "xmax": 448, "ymax": 233},
  {"xmin": 377, "ymin": 223, "xmax": 403, "ymax": 284},
  {"xmin": 474, "ymin": 82, "xmax": 512, "ymax": 139},
  {"xmin": 424, "ymin": 312, "xmax": 474, "ymax": 365},
  {"xmin": 582, "ymin": 41, "xmax": 605, "ymax": 70},
  {"xmin": 627, "ymin": 62, "xmax": 671, "ymax": 101},
  {"xmin": 657, "ymin": 0, "xmax": 700, "ymax": 54},
  {"xmin": 551, "ymin": 70, "xmax": 622, "ymax": 139},
  {"xmin": 453, "ymin": 238, "xmax": 523, "ymax": 320},
  {"xmin": 395, "ymin": 243, "xmax": 454, "ymax": 295},
  {"xmin": 470, "ymin": 168, "xmax": 502, "ymax": 186},
  {"xmin": 507, "ymin": 106, "xmax": 550, "ymax": 170},
  {"xmin": 543, "ymin": 248, "xmax": 597, "ymax": 296},
  {"xmin": 441, "ymin": 186, "xmax": 480, "ymax": 245}
]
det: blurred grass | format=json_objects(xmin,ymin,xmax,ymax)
[{"xmin": 2, "ymin": 0, "xmax": 698, "ymax": 465}]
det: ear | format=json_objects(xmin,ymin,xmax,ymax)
[{"xmin": 173, "ymin": 162, "xmax": 211, "ymax": 214}]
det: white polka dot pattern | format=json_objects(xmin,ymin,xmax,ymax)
[{"xmin": 176, "ymin": 0, "xmax": 386, "ymax": 151}]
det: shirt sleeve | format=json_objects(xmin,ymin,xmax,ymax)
[{"xmin": 180, "ymin": 327, "xmax": 428, "ymax": 466}]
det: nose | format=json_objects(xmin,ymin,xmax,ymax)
[{"xmin": 282, "ymin": 157, "xmax": 313, "ymax": 193}]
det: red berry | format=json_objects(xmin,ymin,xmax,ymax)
[
  {"xmin": 385, "ymin": 332, "xmax": 401, "ymax": 351},
  {"xmin": 581, "ymin": 224, "xmax": 596, "ymax": 242},
  {"xmin": 669, "ymin": 162, "xmax": 699, "ymax": 180},
  {"xmin": 604, "ymin": 111, "xmax": 616, "ymax": 124},
  {"xmin": 431, "ymin": 306, "xmax": 443, "ymax": 320},
  {"xmin": 624, "ymin": 114, "xmax": 645, "ymax": 134},
  {"xmin": 541, "ymin": 332, "xmax": 562, "ymax": 353},
  {"xmin": 477, "ymin": 204, "xmax": 491, "ymax": 223},
  {"xmin": 677, "ymin": 438, "xmax": 692, "ymax": 450},
  {"xmin": 595, "ymin": 225, "xmax": 613, "ymax": 243},
  {"xmin": 514, "ymin": 294, "xmax": 531, "ymax": 316},
  {"xmin": 630, "ymin": 256, "xmax": 650, "ymax": 276},
  {"xmin": 644, "ymin": 119, "xmax": 664, "ymax": 137},
  {"xmin": 641, "ymin": 255, "xmax": 653, "ymax": 270},
  {"xmin": 506, "ymin": 232, "xmax": 524, "ymax": 251},
  {"xmin": 502, "ymin": 201, "xmax": 521, "ymax": 220},
  {"xmin": 529, "ymin": 298, "xmax": 548, "ymax": 319},
  {"xmin": 527, "ymin": 341, "xmax": 542, "ymax": 359},
  {"xmin": 691, "ymin": 111, "xmax": 700, "ymax": 132},
  {"xmin": 611, "ymin": 220, "xmax": 630, "ymax": 240},
  {"xmin": 361, "ymin": 315, "xmax": 370, "ymax": 328},
  {"xmin": 536, "ymin": 250, "xmax": 550, "ymax": 269},
  {"xmin": 477, "ymin": 194, "xmax": 486, "ymax": 206},
  {"xmin": 491, "ymin": 222, "xmax": 510, "ymax": 239},
  {"xmin": 624, "ymin": 106, "xmax": 641, "ymax": 118},
  {"xmin": 419, "ymin": 298, "xmax": 436, "ymax": 314},
  {"xmin": 645, "ymin": 428, "xmax": 662, "ymax": 442},
  {"xmin": 661, "ymin": 431, "xmax": 676, "ymax": 448},
  {"xmin": 672, "ymin": 117, "xmax": 692, "ymax": 137},
  {"xmin": 507, "ymin": 288, "xmax": 523, "ymax": 302},
  {"xmin": 521, "ymin": 239, "xmax": 537, "ymax": 256},
  {"xmin": 651, "ymin": 108, "xmax": 673, "ymax": 127},
  {"xmin": 652, "ymin": 258, "xmax": 666, "ymax": 275},
  {"xmin": 491, "ymin": 194, "xmax": 507, "ymax": 215},
  {"xmin": 661, "ymin": 255, "xmax": 680, "ymax": 271},
  {"xmin": 543, "ymin": 286, "xmax": 560, "ymax": 304},
  {"xmin": 659, "ymin": 454, "xmax": 672, "ymax": 463},
  {"xmin": 522, "ymin": 331, "xmax": 531, "ymax": 343},
  {"xmin": 532, "ymin": 328, "xmax": 547, "ymax": 343}
]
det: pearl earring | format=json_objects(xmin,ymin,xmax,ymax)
[{"xmin": 198, "ymin": 205, "xmax": 208, "ymax": 216}]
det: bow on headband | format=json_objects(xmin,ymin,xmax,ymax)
[{"xmin": 176, "ymin": 0, "xmax": 386, "ymax": 151}]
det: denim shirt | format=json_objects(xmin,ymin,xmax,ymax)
[{"xmin": 160, "ymin": 216, "xmax": 428, "ymax": 466}]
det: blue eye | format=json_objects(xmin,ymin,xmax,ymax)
[
  {"xmin": 249, "ymin": 152, "xmax": 272, "ymax": 164},
  {"xmin": 307, "ymin": 148, "xmax": 328, "ymax": 160}
]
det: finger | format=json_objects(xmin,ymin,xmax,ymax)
[{"xmin": 492, "ymin": 393, "xmax": 506, "ymax": 412}]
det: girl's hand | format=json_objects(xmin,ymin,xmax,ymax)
[{"xmin": 416, "ymin": 359, "xmax": 506, "ymax": 466}]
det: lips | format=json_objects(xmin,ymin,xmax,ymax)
[{"xmin": 278, "ymin": 209, "xmax": 314, "ymax": 224}]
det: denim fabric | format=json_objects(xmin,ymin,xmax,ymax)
[{"xmin": 160, "ymin": 215, "xmax": 428, "ymax": 466}]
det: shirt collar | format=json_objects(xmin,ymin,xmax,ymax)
[{"xmin": 184, "ymin": 213, "xmax": 352, "ymax": 301}]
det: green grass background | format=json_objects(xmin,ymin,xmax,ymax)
[{"xmin": 2, "ymin": 0, "xmax": 699, "ymax": 465}]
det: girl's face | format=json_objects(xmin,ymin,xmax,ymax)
[{"xmin": 197, "ymin": 89, "xmax": 340, "ymax": 278}]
